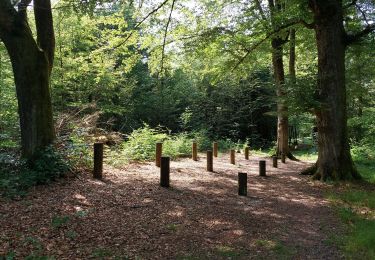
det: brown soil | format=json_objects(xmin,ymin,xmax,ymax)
[{"xmin": 0, "ymin": 153, "xmax": 344, "ymax": 259}]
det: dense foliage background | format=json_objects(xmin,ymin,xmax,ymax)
[{"xmin": 0, "ymin": 0, "xmax": 374, "ymax": 168}]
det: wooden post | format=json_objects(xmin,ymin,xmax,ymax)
[
  {"xmin": 238, "ymin": 172, "xmax": 247, "ymax": 196},
  {"xmin": 93, "ymin": 143, "xmax": 103, "ymax": 179},
  {"xmin": 230, "ymin": 149, "xmax": 235, "ymax": 164},
  {"xmin": 207, "ymin": 150, "xmax": 213, "ymax": 172},
  {"xmin": 160, "ymin": 156, "xmax": 170, "ymax": 187},
  {"xmin": 259, "ymin": 160, "xmax": 266, "ymax": 177},
  {"xmin": 192, "ymin": 141, "xmax": 198, "ymax": 161},
  {"xmin": 213, "ymin": 142, "xmax": 218, "ymax": 157},
  {"xmin": 156, "ymin": 142, "xmax": 162, "ymax": 167},
  {"xmin": 244, "ymin": 146, "xmax": 249, "ymax": 160},
  {"xmin": 273, "ymin": 156, "xmax": 278, "ymax": 168},
  {"xmin": 281, "ymin": 153, "xmax": 286, "ymax": 163}
]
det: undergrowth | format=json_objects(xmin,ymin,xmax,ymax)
[
  {"xmin": 325, "ymin": 149, "xmax": 375, "ymax": 260},
  {"xmin": 292, "ymin": 146, "xmax": 375, "ymax": 259},
  {"xmin": 0, "ymin": 146, "xmax": 71, "ymax": 199},
  {"xmin": 107, "ymin": 125, "xmax": 241, "ymax": 166}
]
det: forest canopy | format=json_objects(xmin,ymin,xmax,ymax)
[
  {"xmin": 0, "ymin": 0, "xmax": 374, "ymax": 179},
  {"xmin": 1, "ymin": 1, "xmax": 375, "ymax": 259}
]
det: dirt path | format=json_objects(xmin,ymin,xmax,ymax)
[{"xmin": 0, "ymin": 153, "xmax": 343, "ymax": 259}]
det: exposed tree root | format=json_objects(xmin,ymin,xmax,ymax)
[
  {"xmin": 301, "ymin": 162, "xmax": 362, "ymax": 181},
  {"xmin": 287, "ymin": 152, "xmax": 299, "ymax": 161},
  {"xmin": 300, "ymin": 163, "xmax": 317, "ymax": 175}
]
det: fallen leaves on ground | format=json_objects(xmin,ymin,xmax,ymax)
[{"xmin": 0, "ymin": 153, "xmax": 344, "ymax": 259}]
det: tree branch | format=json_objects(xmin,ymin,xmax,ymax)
[
  {"xmin": 343, "ymin": 0, "xmax": 357, "ymax": 9},
  {"xmin": 355, "ymin": 4, "xmax": 369, "ymax": 25},
  {"xmin": 112, "ymin": 0, "xmax": 170, "ymax": 50},
  {"xmin": 0, "ymin": 0, "xmax": 17, "ymax": 34},
  {"xmin": 17, "ymin": 0, "xmax": 32, "ymax": 19},
  {"xmin": 254, "ymin": 0, "xmax": 268, "ymax": 23},
  {"xmin": 34, "ymin": 0, "xmax": 55, "ymax": 72},
  {"xmin": 148, "ymin": 27, "xmax": 239, "ymax": 54},
  {"xmin": 299, "ymin": 19, "xmax": 315, "ymax": 29},
  {"xmin": 345, "ymin": 24, "xmax": 375, "ymax": 45},
  {"xmin": 232, "ymin": 19, "xmax": 306, "ymax": 70},
  {"xmin": 160, "ymin": 0, "xmax": 176, "ymax": 77}
]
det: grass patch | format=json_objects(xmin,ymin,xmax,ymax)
[
  {"xmin": 51, "ymin": 215, "xmax": 70, "ymax": 229},
  {"xmin": 356, "ymin": 162, "xmax": 375, "ymax": 184},
  {"xmin": 166, "ymin": 223, "xmax": 179, "ymax": 232},
  {"xmin": 292, "ymin": 150, "xmax": 318, "ymax": 161},
  {"xmin": 255, "ymin": 240, "xmax": 295, "ymax": 259},
  {"xmin": 326, "ymin": 156, "xmax": 375, "ymax": 259},
  {"xmin": 91, "ymin": 248, "xmax": 114, "ymax": 258},
  {"xmin": 215, "ymin": 245, "xmax": 241, "ymax": 258},
  {"xmin": 175, "ymin": 254, "xmax": 202, "ymax": 260},
  {"xmin": 329, "ymin": 190, "xmax": 375, "ymax": 210},
  {"xmin": 65, "ymin": 230, "xmax": 78, "ymax": 239},
  {"xmin": 334, "ymin": 207, "xmax": 375, "ymax": 259}
]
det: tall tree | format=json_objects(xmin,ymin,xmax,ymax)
[
  {"xmin": 254, "ymin": 0, "xmax": 296, "ymax": 159},
  {"xmin": 0, "ymin": 0, "xmax": 55, "ymax": 161},
  {"xmin": 268, "ymin": 0, "xmax": 290, "ymax": 158},
  {"xmin": 306, "ymin": 0, "xmax": 374, "ymax": 180}
]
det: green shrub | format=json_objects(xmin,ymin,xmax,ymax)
[
  {"xmin": 191, "ymin": 130, "xmax": 238, "ymax": 153},
  {"xmin": 218, "ymin": 139, "xmax": 239, "ymax": 153},
  {"xmin": 61, "ymin": 131, "xmax": 93, "ymax": 170},
  {"xmin": 120, "ymin": 125, "xmax": 246, "ymax": 162},
  {"xmin": 0, "ymin": 146, "xmax": 71, "ymax": 198},
  {"xmin": 352, "ymin": 144, "xmax": 375, "ymax": 163},
  {"xmin": 163, "ymin": 133, "xmax": 192, "ymax": 159},
  {"xmin": 121, "ymin": 125, "xmax": 168, "ymax": 161},
  {"xmin": 351, "ymin": 144, "xmax": 375, "ymax": 183},
  {"xmin": 191, "ymin": 130, "xmax": 212, "ymax": 151},
  {"xmin": 121, "ymin": 125, "xmax": 195, "ymax": 160}
]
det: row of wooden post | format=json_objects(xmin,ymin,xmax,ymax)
[
  {"xmin": 92, "ymin": 142, "xmax": 285, "ymax": 197},
  {"xmin": 158, "ymin": 157, "xmax": 262, "ymax": 196}
]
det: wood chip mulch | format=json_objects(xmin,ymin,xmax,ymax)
[{"xmin": 0, "ymin": 153, "xmax": 344, "ymax": 259}]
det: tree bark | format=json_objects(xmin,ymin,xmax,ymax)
[
  {"xmin": 286, "ymin": 28, "xmax": 299, "ymax": 161},
  {"xmin": 289, "ymin": 29, "xmax": 296, "ymax": 87},
  {"xmin": 0, "ymin": 0, "xmax": 55, "ymax": 160},
  {"xmin": 309, "ymin": 0, "xmax": 360, "ymax": 180},
  {"xmin": 272, "ymin": 37, "xmax": 290, "ymax": 158},
  {"xmin": 268, "ymin": 0, "xmax": 291, "ymax": 159}
]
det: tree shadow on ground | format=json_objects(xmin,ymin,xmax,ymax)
[{"xmin": 0, "ymin": 154, "xmax": 343, "ymax": 259}]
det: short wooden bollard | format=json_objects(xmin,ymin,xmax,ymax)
[
  {"xmin": 213, "ymin": 142, "xmax": 218, "ymax": 157},
  {"xmin": 281, "ymin": 153, "xmax": 286, "ymax": 163},
  {"xmin": 207, "ymin": 150, "xmax": 213, "ymax": 172},
  {"xmin": 156, "ymin": 142, "xmax": 162, "ymax": 167},
  {"xmin": 244, "ymin": 146, "xmax": 249, "ymax": 160},
  {"xmin": 259, "ymin": 160, "xmax": 266, "ymax": 177},
  {"xmin": 192, "ymin": 142, "xmax": 198, "ymax": 161},
  {"xmin": 160, "ymin": 156, "xmax": 170, "ymax": 188},
  {"xmin": 238, "ymin": 172, "xmax": 247, "ymax": 196},
  {"xmin": 93, "ymin": 143, "xmax": 103, "ymax": 179},
  {"xmin": 230, "ymin": 149, "xmax": 235, "ymax": 164},
  {"xmin": 272, "ymin": 156, "xmax": 278, "ymax": 168}
]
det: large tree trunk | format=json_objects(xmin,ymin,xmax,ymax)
[
  {"xmin": 268, "ymin": 0, "xmax": 293, "ymax": 159},
  {"xmin": 310, "ymin": 0, "xmax": 360, "ymax": 180},
  {"xmin": 272, "ymin": 38, "xmax": 290, "ymax": 158},
  {"xmin": 0, "ymin": 0, "xmax": 55, "ymax": 161},
  {"xmin": 2, "ymin": 29, "xmax": 54, "ymax": 160}
]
